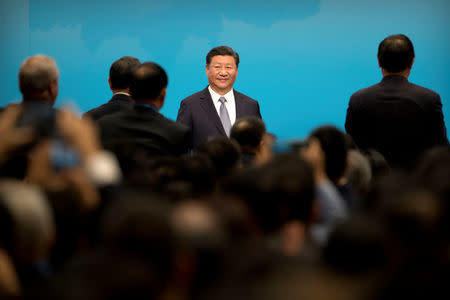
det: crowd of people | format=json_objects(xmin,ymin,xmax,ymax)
[{"xmin": 0, "ymin": 34, "xmax": 448, "ymax": 299}]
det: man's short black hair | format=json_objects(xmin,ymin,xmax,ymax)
[
  {"xmin": 378, "ymin": 34, "xmax": 415, "ymax": 73},
  {"xmin": 206, "ymin": 46, "xmax": 240, "ymax": 67},
  {"xmin": 230, "ymin": 117, "xmax": 266, "ymax": 150},
  {"xmin": 130, "ymin": 62, "xmax": 168, "ymax": 101},
  {"xmin": 109, "ymin": 56, "xmax": 141, "ymax": 90},
  {"xmin": 309, "ymin": 125, "xmax": 348, "ymax": 182},
  {"xmin": 196, "ymin": 136, "xmax": 241, "ymax": 179}
]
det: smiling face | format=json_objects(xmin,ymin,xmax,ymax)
[{"xmin": 206, "ymin": 55, "xmax": 238, "ymax": 95}]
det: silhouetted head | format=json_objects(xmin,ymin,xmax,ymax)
[
  {"xmin": 109, "ymin": 56, "xmax": 141, "ymax": 90},
  {"xmin": 378, "ymin": 34, "xmax": 415, "ymax": 73},
  {"xmin": 130, "ymin": 62, "xmax": 168, "ymax": 108},
  {"xmin": 19, "ymin": 54, "xmax": 59, "ymax": 104}
]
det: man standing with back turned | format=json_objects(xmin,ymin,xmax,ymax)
[
  {"xmin": 98, "ymin": 62, "xmax": 190, "ymax": 156},
  {"xmin": 345, "ymin": 34, "xmax": 448, "ymax": 168},
  {"xmin": 176, "ymin": 46, "xmax": 262, "ymax": 149},
  {"xmin": 83, "ymin": 56, "xmax": 140, "ymax": 121}
]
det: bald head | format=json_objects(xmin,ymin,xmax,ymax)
[
  {"xmin": 19, "ymin": 54, "xmax": 59, "ymax": 103},
  {"xmin": 230, "ymin": 116, "xmax": 266, "ymax": 150},
  {"xmin": 130, "ymin": 62, "xmax": 168, "ymax": 104}
]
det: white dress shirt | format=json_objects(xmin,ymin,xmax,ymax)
[{"xmin": 208, "ymin": 86, "xmax": 236, "ymax": 125}]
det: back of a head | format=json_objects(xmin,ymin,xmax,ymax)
[
  {"xmin": 100, "ymin": 194, "xmax": 175, "ymax": 278},
  {"xmin": 109, "ymin": 56, "xmax": 141, "ymax": 90},
  {"xmin": 323, "ymin": 214, "xmax": 388, "ymax": 274},
  {"xmin": 206, "ymin": 46, "xmax": 240, "ymax": 67},
  {"xmin": 309, "ymin": 125, "xmax": 348, "ymax": 182},
  {"xmin": 196, "ymin": 136, "xmax": 241, "ymax": 178},
  {"xmin": 130, "ymin": 62, "xmax": 168, "ymax": 101},
  {"xmin": 19, "ymin": 54, "xmax": 59, "ymax": 98},
  {"xmin": 230, "ymin": 117, "xmax": 266, "ymax": 151},
  {"xmin": 378, "ymin": 34, "xmax": 415, "ymax": 73},
  {"xmin": 225, "ymin": 154, "xmax": 315, "ymax": 233},
  {"xmin": 0, "ymin": 180, "xmax": 55, "ymax": 263},
  {"xmin": 345, "ymin": 150, "xmax": 372, "ymax": 196},
  {"xmin": 259, "ymin": 154, "xmax": 315, "ymax": 228}
]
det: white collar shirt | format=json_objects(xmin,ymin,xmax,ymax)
[{"xmin": 208, "ymin": 86, "xmax": 236, "ymax": 125}]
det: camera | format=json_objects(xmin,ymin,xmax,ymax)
[
  {"xmin": 16, "ymin": 102, "xmax": 57, "ymax": 139},
  {"xmin": 16, "ymin": 103, "xmax": 80, "ymax": 170}
]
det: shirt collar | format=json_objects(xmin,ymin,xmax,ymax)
[
  {"xmin": 208, "ymin": 86, "xmax": 234, "ymax": 103},
  {"xmin": 135, "ymin": 102, "xmax": 158, "ymax": 111},
  {"xmin": 113, "ymin": 92, "xmax": 131, "ymax": 96}
]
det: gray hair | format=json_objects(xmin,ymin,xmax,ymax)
[
  {"xmin": 0, "ymin": 180, "xmax": 55, "ymax": 261},
  {"xmin": 18, "ymin": 54, "xmax": 59, "ymax": 95},
  {"xmin": 345, "ymin": 150, "xmax": 372, "ymax": 195}
]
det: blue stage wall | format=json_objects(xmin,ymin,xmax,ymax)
[{"xmin": 1, "ymin": 0, "xmax": 449, "ymax": 139}]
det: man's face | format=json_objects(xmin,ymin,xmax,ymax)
[{"xmin": 206, "ymin": 55, "xmax": 238, "ymax": 95}]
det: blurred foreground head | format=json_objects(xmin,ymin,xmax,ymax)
[
  {"xmin": 0, "ymin": 180, "xmax": 55, "ymax": 264},
  {"xmin": 19, "ymin": 55, "xmax": 59, "ymax": 105}
]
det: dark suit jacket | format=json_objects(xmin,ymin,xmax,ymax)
[
  {"xmin": 98, "ymin": 104, "xmax": 190, "ymax": 157},
  {"xmin": 83, "ymin": 94, "xmax": 133, "ymax": 121},
  {"xmin": 176, "ymin": 87, "xmax": 262, "ymax": 149},
  {"xmin": 345, "ymin": 75, "xmax": 448, "ymax": 167}
]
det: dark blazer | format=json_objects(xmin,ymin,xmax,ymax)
[
  {"xmin": 345, "ymin": 75, "xmax": 448, "ymax": 167},
  {"xmin": 176, "ymin": 87, "xmax": 262, "ymax": 149},
  {"xmin": 83, "ymin": 93, "xmax": 133, "ymax": 121},
  {"xmin": 98, "ymin": 104, "xmax": 190, "ymax": 157}
]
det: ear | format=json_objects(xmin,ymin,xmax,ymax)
[
  {"xmin": 409, "ymin": 57, "xmax": 415, "ymax": 69},
  {"xmin": 157, "ymin": 87, "xmax": 167, "ymax": 109},
  {"xmin": 257, "ymin": 138, "xmax": 265, "ymax": 152},
  {"xmin": 49, "ymin": 79, "xmax": 59, "ymax": 102},
  {"xmin": 108, "ymin": 77, "xmax": 113, "ymax": 91},
  {"xmin": 205, "ymin": 64, "xmax": 209, "ymax": 75}
]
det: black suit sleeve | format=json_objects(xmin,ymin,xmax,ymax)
[
  {"xmin": 176, "ymin": 100, "xmax": 192, "ymax": 128},
  {"xmin": 427, "ymin": 94, "xmax": 449, "ymax": 146},
  {"xmin": 176, "ymin": 100, "xmax": 194, "ymax": 150}
]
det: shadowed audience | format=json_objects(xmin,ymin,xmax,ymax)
[{"xmin": 0, "ymin": 51, "xmax": 448, "ymax": 299}]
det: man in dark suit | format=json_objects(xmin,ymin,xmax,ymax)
[
  {"xmin": 98, "ymin": 62, "xmax": 190, "ymax": 157},
  {"xmin": 345, "ymin": 34, "xmax": 448, "ymax": 168},
  {"xmin": 83, "ymin": 56, "xmax": 140, "ymax": 121},
  {"xmin": 176, "ymin": 46, "xmax": 262, "ymax": 149}
]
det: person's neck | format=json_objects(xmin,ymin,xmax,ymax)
[
  {"xmin": 22, "ymin": 94, "xmax": 54, "ymax": 104},
  {"xmin": 210, "ymin": 86, "xmax": 232, "ymax": 96},
  {"xmin": 382, "ymin": 68, "xmax": 410, "ymax": 79},
  {"xmin": 134, "ymin": 99, "xmax": 160, "ymax": 110},
  {"xmin": 112, "ymin": 89, "xmax": 130, "ymax": 96}
]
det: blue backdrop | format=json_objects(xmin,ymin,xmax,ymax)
[{"xmin": 1, "ymin": 0, "xmax": 449, "ymax": 139}]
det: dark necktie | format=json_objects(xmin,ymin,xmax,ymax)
[{"xmin": 219, "ymin": 96, "xmax": 231, "ymax": 136}]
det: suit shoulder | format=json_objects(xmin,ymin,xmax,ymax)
[
  {"xmin": 97, "ymin": 109, "xmax": 127, "ymax": 124},
  {"xmin": 84, "ymin": 103, "xmax": 107, "ymax": 118},
  {"xmin": 157, "ymin": 113, "xmax": 190, "ymax": 132},
  {"xmin": 180, "ymin": 89, "xmax": 206, "ymax": 104},
  {"xmin": 235, "ymin": 90, "xmax": 258, "ymax": 103},
  {"xmin": 350, "ymin": 82, "xmax": 381, "ymax": 99},
  {"xmin": 408, "ymin": 82, "xmax": 440, "ymax": 99}
]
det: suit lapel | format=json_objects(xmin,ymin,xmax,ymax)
[{"xmin": 199, "ymin": 88, "xmax": 226, "ymax": 135}]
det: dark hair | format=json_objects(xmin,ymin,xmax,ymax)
[
  {"xmin": 109, "ymin": 56, "xmax": 141, "ymax": 90},
  {"xmin": 378, "ymin": 34, "xmax": 415, "ymax": 73},
  {"xmin": 130, "ymin": 62, "xmax": 168, "ymax": 101},
  {"xmin": 324, "ymin": 214, "xmax": 388, "ymax": 273},
  {"xmin": 206, "ymin": 46, "xmax": 240, "ymax": 67},
  {"xmin": 309, "ymin": 125, "xmax": 348, "ymax": 182},
  {"xmin": 196, "ymin": 136, "xmax": 241, "ymax": 179},
  {"xmin": 223, "ymin": 154, "xmax": 315, "ymax": 233},
  {"xmin": 230, "ymin": 117, "xmax": 266, "ymax": 150}
]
